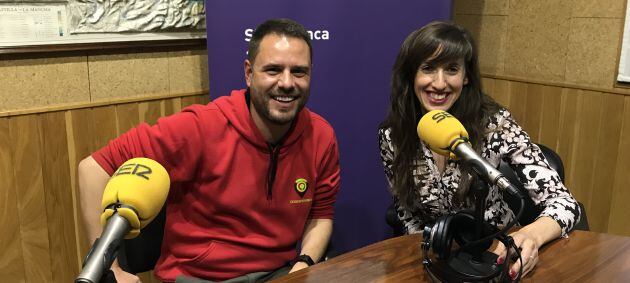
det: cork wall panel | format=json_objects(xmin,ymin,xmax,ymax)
[
  {"xmin": 0, "ymin": 117, "xmax": 27, "ymax": 282},
  {"xmin": 455, "ymin": 15, "xmax": 508, "ymax": 74},
  {"xmin": 609, "ymin": 96, "xmax": 630, "ymax": 235},
  {"xmin": 571, "ymin": 0, "xmax": 625, "ymax": 18},
  {"xmin": 10, "ymin": 115, "xmax": 54, "ymax": 282},
  {"xmin": 565, "ymin": 18, "xmax": 622, "ymax": 88},
  {"xmin": 88, "ymin": 52, "xmax": 170, "ymax": 101},
  {"xmin": 0, "ymin": 56, "xmax": 89, "ymax": 112},
  {"xmin": 168, "ymin": 51, "xmax": 209, "ymax": 94},
  {"xmin": 588, "ymin": 93, "xmax": 624, "ymax": 233},
  {"xmin": 454, "ymin": 0, "xmax": 629, "ymax": 94},
  {"xmin": 0, "ymin": 56, "xmax": 20, "ymax": 111},
  {"xmin": 453, "ymin": 0, "xmax": 509, "ymax": 15},
  {"xmin": 504, "ymin": 1, "xmax": 572, "ymax": 81}
]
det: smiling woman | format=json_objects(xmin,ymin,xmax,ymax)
[{"xmin": 378, "ymin": 21, "xmax": 581, "ymax": 281}]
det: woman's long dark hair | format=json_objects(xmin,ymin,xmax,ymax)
[{"xmin": 380, "ymin": 21, "xmax": 501, "ymax": 209}]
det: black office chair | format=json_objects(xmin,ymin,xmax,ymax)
[
  {"xmin": 117, "ymin": 206, "xmax": 167, "ymax": 274},
  {"xmin": 386, "ymin": 143, "xmax": 589, "ymax": 237}
]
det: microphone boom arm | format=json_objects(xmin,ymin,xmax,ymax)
[
  {"xmin": 75, "ymin": 214, "xmax": 131, "ymax": 283},
  {"xmin": 452, "ymin": 145, "xmax": 524, "ymax": 199}
]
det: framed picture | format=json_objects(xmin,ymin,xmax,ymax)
[{"xmin": 0, "ymin": 1, "xmax": 206, "ymax": 54}]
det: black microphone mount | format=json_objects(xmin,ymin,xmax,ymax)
[{"xmin": 421, "ymin": 171, "xmax": 524, "ymax": 282}]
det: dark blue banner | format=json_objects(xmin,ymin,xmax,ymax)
[{"xmin": 206, "ymin": 0, "xmax": 452, "ymax": 252}]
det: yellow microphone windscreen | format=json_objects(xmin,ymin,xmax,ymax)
[
  {"xmin": 417, "ymin": 110, "xmax": 470, "ymax": 158},
  {"xmin": 101, "ymin": 157, "xmax": 170, "ymax": 238}
]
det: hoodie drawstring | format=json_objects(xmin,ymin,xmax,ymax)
[{"xmin": 267, "ymin": 144, "xmax": 281, "ymax": 200}]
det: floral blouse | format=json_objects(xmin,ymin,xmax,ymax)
[{"xmin": 378, "ymin": 109, "xmax": 580, "ymax": 237}]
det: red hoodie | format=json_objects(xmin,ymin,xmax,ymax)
[{"xmin": 92, "ymin": 89, "xmax": 340, "ymax": 282}]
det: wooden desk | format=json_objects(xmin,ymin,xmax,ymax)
[{"xmin": 272, "ymin": 231, "xmax": 630, "ymax": 282}]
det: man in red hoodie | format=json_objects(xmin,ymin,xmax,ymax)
[{"xmin": 78, "ymin": 18, "xmax": 340, "ymax": 283}]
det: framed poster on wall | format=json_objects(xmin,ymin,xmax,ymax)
[
  {"xmin": 0, "ymin": 1, "xmax": 206, "ymax": 54},
  {"xmin": 617, "ymin": 0, "xmax": 630, "ymax": 82}
]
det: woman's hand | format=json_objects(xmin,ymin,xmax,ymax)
[
  {"xmin": 491, "ymin": 230, "xmax": 540, "ymax": 280},
  {"xmin": 491, "ymin": 216, "xmax": 561, "ymax": 280}
]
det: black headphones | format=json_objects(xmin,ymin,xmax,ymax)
[
  {"xmin": 421, "ymin": 210, "xmax": 518, "ymax": 282},
  {"xmin": 425, "ymin": 211, "xmax": 481, "ymax": 259}
]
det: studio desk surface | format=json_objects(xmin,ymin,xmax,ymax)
[{"xmin": 272, "ymin": 231, "xmax": 630, "ymax": 282}]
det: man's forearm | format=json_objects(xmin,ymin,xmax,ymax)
[
  {"xmin": 299, "ymin": 218, "xmax": 333, "ymax": 263},
  {"xmin": 78, "ymin": 157, "xmax": 134, "ymax": 278},
  {"xmin": 78, "ymin": 156, "xmax": 111, "ymax": 244},
  {"xmin": 289, "ymin": 218, "xmax": 333, "ymax": 273}
]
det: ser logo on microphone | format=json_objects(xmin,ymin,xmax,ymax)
[
  {"xmin": 431, "ymin": 111, "xmax": 453, "ymax": 123},
  {"xmin": 113, "ymin": 163, "xmax": 152, "ymax": 180}
]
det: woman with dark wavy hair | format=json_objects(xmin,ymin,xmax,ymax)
[{"xmin": 378, "ymin": 21, "xmax": 580, "ymax": 279}]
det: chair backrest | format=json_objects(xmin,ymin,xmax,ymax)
[
  {"xmin": 117, "ymin": 205, "xmax": 167, "ymax": 274},
  {"xmin": 385, "ymin": 202, "xmax": 405, "ymax": 237}
]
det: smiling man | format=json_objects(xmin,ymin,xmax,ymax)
[
  {"xmin": 246, "ymin": 25, "xmax": 312, "ymax": 143},
  {"xmin": 78, "ymin": 18, "xmax": 340, "ymax": 283}
]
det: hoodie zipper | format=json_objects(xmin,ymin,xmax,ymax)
[{"xmin": 267, "ymin": 144, "xmax": 281, "ymax": 200}]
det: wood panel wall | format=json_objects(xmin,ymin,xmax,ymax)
[
  {"xmin": 4, "ymin": 78, "xmax": 630, "ymax": 281},
  {"xmin": 0, "ymin": 93, "xmax": 209, "ymax": 283},
  {"xmin": 482, "ymin": 76, "xmax": 630, "ymax": 237}
]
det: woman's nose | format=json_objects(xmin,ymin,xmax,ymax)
[{"xmin": 431, "ymin": 70, "xmax": 447, "ymax": 90}]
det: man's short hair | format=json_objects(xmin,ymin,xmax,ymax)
[{"xmin": 247, "ymin": 18, "xmax": 312, "ymax": 64}]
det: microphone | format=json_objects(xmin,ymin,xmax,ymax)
[
  {"xmin": 75, "ymin": 158, "xmax": 170, "ymax": 283},
  {"xmin": 417, "ymin": 110, "xmax": 523, "ymax": 198}
]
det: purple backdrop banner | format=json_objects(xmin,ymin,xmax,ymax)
[{"xmin": 205, "ymin": 1, "xmax": 452, "ymax": 252}]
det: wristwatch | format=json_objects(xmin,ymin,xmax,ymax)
[{"xmin": 292, "ymin": 254, "xmax": 315, "ymax": 266}]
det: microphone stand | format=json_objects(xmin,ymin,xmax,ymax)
[
  {"xmin": 447, "ymin": 176, "xmax": 503, "ymax": 281},
  {"xmin": 470, "ymin": 177, "xmax": 493, "ymax": 262},
  {"xmin": 424, "ymin": 174, "xmax": 507, "ymax": 282},
  {"xmin": 76, "ymin": 213, "xmax": 130, "ymax": 283}
]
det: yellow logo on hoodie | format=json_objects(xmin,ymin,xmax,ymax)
[{"xmin": 294, "ymin": 178, "xmax": 309, "ymax": 198}]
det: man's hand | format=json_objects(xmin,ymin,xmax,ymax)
[
  {"xmin": 288, "ymin": 262, "xmax": 310, "ymax": 274},
  {"xmin": 111, "ymin": 266, "xmax": 142, "ymax": 283}
]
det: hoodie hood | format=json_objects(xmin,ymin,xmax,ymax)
[{"xmin": 213, "ymin": 89, "xmax": 312, "ymax": 153}]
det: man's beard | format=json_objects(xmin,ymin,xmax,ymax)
[{"xmin": 251, "ymin": 88, "xmax": 309, "ymax": 125}]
